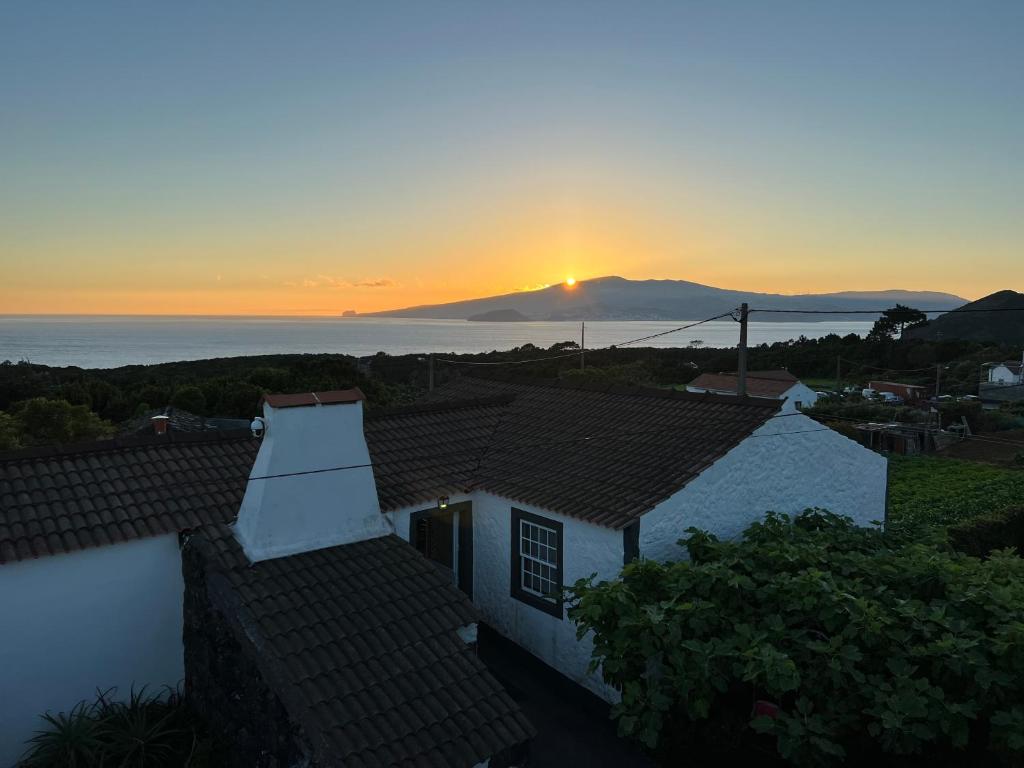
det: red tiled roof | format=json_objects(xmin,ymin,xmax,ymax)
[
  {"xmin": 261, "ymin": 389, "xmax": 365, "ymax": 408},
  {"xmin": 687, "ymin": 371, "xmax": 797, "ymax": 398}
]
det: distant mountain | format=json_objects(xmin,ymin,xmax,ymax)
[
  {"xmin": 365, "ymin": 276, "xmax": 967, "ymax": 322},
  {"xmin": 903, "ymin": 290, "xmax": 1024, "ymax": 343}
]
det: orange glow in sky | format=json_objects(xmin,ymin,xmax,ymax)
[{"xmin": 1, "ymin": 4, "xmax": 1020, "ymax": 315}]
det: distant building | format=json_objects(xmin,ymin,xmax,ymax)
[
  {"xmin": 121, "ymin": 406, "xmax": 250, "ymax": 436},
  {"xmin": 867, "ymin": 381, "xmax": 929, "ymax": 403},
  {"xmin": 686, "ymin": 369, "xmax": 819, "ymax": 413},
  {"xmin": 986, "ymin": 359, "xmax": 1023, "ymax": 386}
]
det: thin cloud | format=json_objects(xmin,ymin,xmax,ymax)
[{"xmin": 286, "ymin": 275, "xmax": 396, "ymax": 289}]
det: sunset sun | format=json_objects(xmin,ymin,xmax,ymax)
[{"xmin": 565, "ymin": 277, "xmax": 577, "ymax": 288}]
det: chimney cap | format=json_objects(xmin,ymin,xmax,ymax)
[
  {"xmin": 150, "ymin": 414, "xmax": 171, "ymax": 436},
  {"xmin": 260, "ymin": 389, "xmax": 366, "ymax": 409}
]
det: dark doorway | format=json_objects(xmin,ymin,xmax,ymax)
[
  {"xmin": 409, "ymin": 501, "xmax": 473, "ymax": 598},
  {"xmin": 410, "ymin": 508, "xmax": 453, "ymax": 569}
]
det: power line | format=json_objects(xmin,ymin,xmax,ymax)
[
  {"xmin": 609, "ymin": 311, "xmax": 738, "ymax": 348},
  {"xmin": 750, "ymin": 307, "xmax": 1024, "ymax": 315},
  {"xmin": 431, "ymin": 309, "xmax": 739, "ymax": 367}
]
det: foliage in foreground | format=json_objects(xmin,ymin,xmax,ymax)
[
  {"xmin": 569, "ymin": 510, "xmax": 1024, "ymax": 766},
  {"xmin": 19, "ymin": 687, "xmax": 218, "ymax": 768},
  {"xmin": 887, "ymin": 455, "xmax": 1024, "ymax": 535}
]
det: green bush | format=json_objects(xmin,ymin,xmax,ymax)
[
  {"xmin": 19, "ymin": 687, "xmax": 218, "ymax": 768},
  {"xmin": 947, "ymin": 508, "xmax": 1024, "ymax": 558},
  {"xmin": 568, "ymin": 510, "xmax": 1024, "ymax": 766}
]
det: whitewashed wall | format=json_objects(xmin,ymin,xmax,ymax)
[
  {"xmin": 235, "ymin": 399, "xmax": 385, "ymax": 562},
  {"xmin": 781, "ymin": 382, "xmax": 820, "ymax": 413},
  {"xmin": 0, "ymin": 535, "xmax": 186, "ymax": 767},
  {"xmin": 469, "ymin": 493, "xmax": 622, "ymax": 700},
  {"xmin": 989, "ymin": 365, "xmax": 1022, "ymax": 384},
  {"xmin": 389, "ymin": 492, "xmax": 624, "ymax": 700},
  {"xmin": 639, "ymin": 414, "xmax": 888, "ymax": 562}
]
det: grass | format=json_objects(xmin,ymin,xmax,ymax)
[{"xmin": 887, "ymin": 454, "xmax": 1024, "ymax": 533}]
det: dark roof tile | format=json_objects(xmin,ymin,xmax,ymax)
[
  {"xmin": 0, "ymin": 431, "xmax": 257, "ymax": 564},
  {"xmin": 192, "ymin": 530, "xmax": 532, "ymax": 768}
]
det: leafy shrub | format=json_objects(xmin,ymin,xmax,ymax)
[
  {"xmin": 19, "ymin": 687, "xmax": 218, "ymax": 768},
  {"xmin": 568, "ymin": 510, "xmax": 1024, "ymax": 766},
  {"xmin": 947, "ymin": 508, "xmax": 1024, "ymax": 558}
]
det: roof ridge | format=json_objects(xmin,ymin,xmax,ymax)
[
  {"xmin": 0, "ymin": 427, "xmax": 255, "ymax": 463},
  {"xmin": 460, "ymin": 372, "xmax": 781, "ymax": 409},
  {"xmin": 366, "ymin": 395, "xmax": 515, "ymax": 420}
]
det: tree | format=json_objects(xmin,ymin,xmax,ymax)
[
  {"xmin": 867, "ymin": 305, "xmax": 928, "ymax": 341},
  {"xmin": 568, "ymin": 510, "xmax": 1024, "ymax": 766},
  {"xmin": 170, "ymin": 385, "xmax": 207, "ymax": 414},
  {"xmin": 0, "ymin": 411, "xmax": 20, "ymax": 450},
  {"xmin": 12, "ymin": 398, "xmax": 114, "ymax": 447}
]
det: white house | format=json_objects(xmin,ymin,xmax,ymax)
[
  {"xmin": 686, "ymin": 369, "xmax": 820, "ymax": 413},
  {"xmin": 0, "ymin": 379, "xmax": 887, "ymax": 764},
  {"xmin": 987, "ymin": 358, "xmax": 1023, "ymax": 385}
]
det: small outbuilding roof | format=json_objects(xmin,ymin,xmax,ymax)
[
  {"xmin": 120, "ymin": 406, "xmax": 251, "ymax": 436},
  {"xmin": 687, "ymin": 370, "xmax": 799, "ymax": 399},
  {"xmin": 190, "ymin": 527, "xmax": 533, "ymax": 767}
]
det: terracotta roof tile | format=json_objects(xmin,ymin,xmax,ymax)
[
  {"xmin": 262, "ymin": 389, "xmax": 365, "ymax": 408},
  {"xmin": 688, "ymin": 370, "xmax": 798, "ymax": 398}
]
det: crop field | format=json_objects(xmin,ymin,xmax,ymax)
[{"xmin": 887, "ymin": 454, "xmax": 1024, "ymax": 531}]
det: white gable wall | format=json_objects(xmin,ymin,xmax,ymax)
[
  {"xmin": 639, "ymin": 414, "xmax": 887, "ymax": 562},
  {"xmin": 781, "ymin": 382, "xmax": 820, "ymax": 413},
  {"xmin": 988, "ymin": 365, "xmax": 1022, "ymax": 385},
  {"xmin": 686, "ymin": 381, "xmax": 819, "ymax": 413},
  {"xmin": 0, "ymin": 534, "xmax": 185, "ymax": 767}
]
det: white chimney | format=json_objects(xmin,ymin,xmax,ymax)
[{"xmin": 233, "ymin": 389, "xmax": 388, "ymax": 563}]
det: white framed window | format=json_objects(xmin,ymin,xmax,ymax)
[
  {"xmin": 510, "ymin": 508, "xmax": 563, "ymax": 618},
  {"xmin": 519, "ymin": 519, "xmax": 558, "ymax": 598}
]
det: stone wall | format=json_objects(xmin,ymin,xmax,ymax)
[{"xmin": 182, "ymin": 539, "xmax": 311, "ymax": 768}]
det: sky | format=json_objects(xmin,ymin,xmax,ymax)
[{"xmin": 1, "ymin": 1, "xmax": 1021, "ymax": 315}]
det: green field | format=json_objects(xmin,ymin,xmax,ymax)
[{"xmin": 887, "ymin": 454, "xmax": 1024, "ymax": 532}]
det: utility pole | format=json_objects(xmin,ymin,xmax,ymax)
[
  {"xmin": 737, "ymin": 303, "xmax": 749, "ymax": 397},
  {"xmin": 580, "ymin": 322, "xmax": 585, "ymax": 371},
  {"xmin": 836, "ymin": 355, "xmax": 842, "ymax": 393},
  {"xmin": 935, "ymin": 362, "xmax": 942, "ymax": 399},
  {"xmin": 428, "ymin": 354, "xmax": 434, "ymax": 392}
]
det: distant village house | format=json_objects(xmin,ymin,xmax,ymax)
[{"xmin": 685, "ymin": 369, "xmax": 819, "ymax": 413}]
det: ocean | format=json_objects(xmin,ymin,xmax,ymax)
[{"xmin": 0, "ymin": 316, "xmax": 875, "ymax": 370}]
